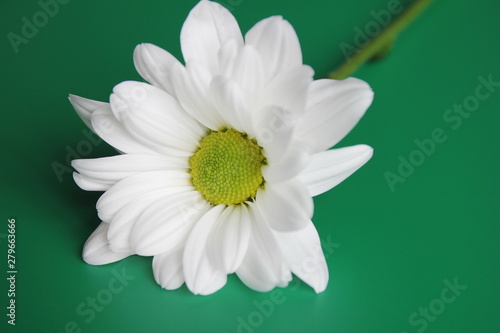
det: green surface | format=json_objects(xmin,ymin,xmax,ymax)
[{"xmin": 1, "ymin": 0, "xmax": 499, "ymax": 332}]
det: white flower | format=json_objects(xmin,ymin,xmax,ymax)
[{"xmin": 69, "ymin": 0, "xmax": 373, "ymax": 295}]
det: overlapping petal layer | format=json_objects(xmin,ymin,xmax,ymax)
[{"xmin": 71, "ymin": 0, "xmax": 373, "ymax": 296}]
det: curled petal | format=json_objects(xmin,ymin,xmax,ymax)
[
  {"xmin": 153, "ymin": 248, "xmax": 185, "ymax": 290},
  {"xmin": 73, "ymin": 173, "xmax": 112, "ymax": 192},
  {"xmin": 133, "ymin": 43, "xmax": 181, "ymax": 97},
  {"xmin": 83, "ymin": 222, "xmax": 131, "ymax": 265},
  {"xmin": 69, "ymin": 94, "xmax": 107, "ymax": 131}
]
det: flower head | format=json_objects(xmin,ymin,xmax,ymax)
[{"xmin": 69, "ymin": 0, "xmax": 374, "ymax": 295}]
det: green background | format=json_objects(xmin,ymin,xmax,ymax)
[{"xmin": 1, "ymin": 0, "xmax": 499, "ymax": 332}]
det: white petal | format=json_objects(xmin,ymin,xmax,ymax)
[
  {"xmin": 72, "ymin": 154, "xmax": 187, "ymax": 191},
  {"xmin": 209, "ymin": 76, "xmax": 253, "ymax": 135},
  {"xmin": 255, "ymin": 180, "xmax": 313, "ymax": 232},
  {"xmin": 278, "ymin": 262, "xmax": 293, "ymax": 287},
  {"xmin": 274, "ymin": 221, "xmax": 328, "ymax": 293},
  {"xmin": 130, "ymin": 191, "xmax": 210, "ymax": 256},
  {"xmin": 236, "ymin": 204, "xmax": 289, "ymax": 292},
  {"xmin": 261, "ymin": 140, "xmax": 310, "ymax": 183},
  {"xmin": 255, "ymin": 106, "xmax": 296, "ymax": 164},
  {"xmin": 222, "ymin": 45, "xmax": 265, "ymax": 109},
  {"xmin": 171, "ymin": 62, "xmax": 225, "ymax": 130},
  {"xmin": 73, "ymin": 172, "xmax": 112, "ymax": 191},
  {"xmin": 133, "ymin": 43, "xmax": 181, "ymax": 97},
  {"xmin": 217, "ymin": 39, "xmax": 238, "ymax": 76},
  {"xmin": 107, "ymin": 188, "xmax": 179, "ymax": 253},
  {"xmin": 110, "ymin": 81, "xmax": 204, "ymax": 156},
  {"xmin": 180, "ymin": 0, "xmax": 243, "ymax": 71},
  {"xmin": 183, "ymin": 205, "xmax": 227, "ymax": 295},
  {"xmin": 96, "ymin": 170, "xmax": 191, "ymax": 222},
  {"xmin": 207, "ymin": 204, "xmax": 251, "ymax": 273},
  {"xmin": 245, "ymin": 16, "xmax": 302, "ymax": 81},
  {"xmin": 82, "ymin": 222, "xmax": 131, "ymax": 265},
  {"xmin": 153, "ymin": 248, "xmax": 185, "ymax": 290},
  {"xmin": 254, "ymin": 105, "xmax": 309, "ymax": 184},
  {"xmin": 258, "ymin": 65, "xmax": 313, "ymax": 116},
  {"xmin": 91, "ymin": 105, "xmax": 158, "ymax": 154},
  {"xmin": 69, "ymin": 94, "xmax": 107, "ymax": 131},
  {"xmin": 297, "ymin": 144, "xmax": 373, "ymax": 197},
  {"xmin": 296, "ymin": 78, "xmax": 373, "ymax": 152}
]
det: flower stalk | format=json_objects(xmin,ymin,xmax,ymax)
[{"xmin": 328, "ymin": 0, "xmax": 434, "ymax": 80}]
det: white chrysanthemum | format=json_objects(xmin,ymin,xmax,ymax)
[{"xmin": 69, "ymin": 0, "xmax": 373, "ymax": 295}]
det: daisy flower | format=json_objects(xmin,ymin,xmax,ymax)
[{"xmin": 69, "ymin": 0, "xmax": 373, "ymax": 295}]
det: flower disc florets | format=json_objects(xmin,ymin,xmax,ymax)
[
  {"xmin": 189, "ymin": 128, "xmax": 265, "ymax": 205},
  {"xmin": 69, "ymin": 0, "xmax": 375, "ymax": 296}
]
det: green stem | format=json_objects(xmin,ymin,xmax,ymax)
[{"xmin": 328, "ymin": 0, "xmax": 434, "ymax": 80}]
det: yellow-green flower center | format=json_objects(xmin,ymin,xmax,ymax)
[{"xmin": 189, "ymin": 128, "xmax": 265, "ymax": 206}]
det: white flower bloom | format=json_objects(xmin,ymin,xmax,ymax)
[{"xmin": 69, "ymin": 0, "xmax": 373, "ymax": 295}]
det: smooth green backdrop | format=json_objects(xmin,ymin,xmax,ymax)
[{"xmin": 1, "ymin": 0, "xmax": 498, "ymax": 332}]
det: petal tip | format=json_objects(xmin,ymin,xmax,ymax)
[{"xmin": 358, "ymin": 144, "xmax": 374, "ymax": 160}]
